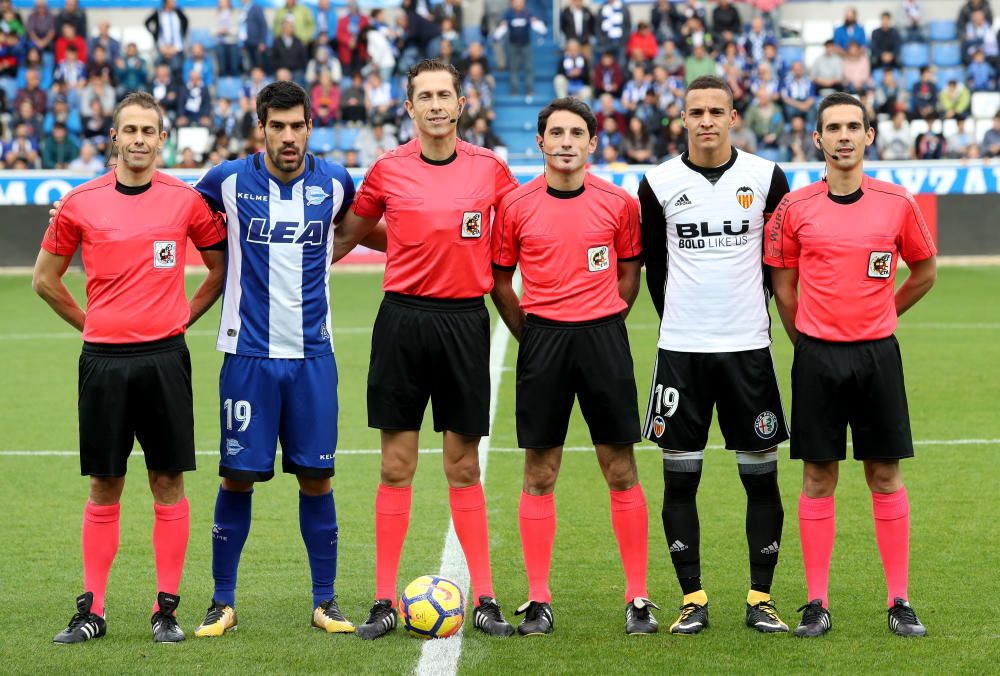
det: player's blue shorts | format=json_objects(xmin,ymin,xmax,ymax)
[{"xmin": 218, "ymin": 352, "xmax": 338, "ymax": 481}]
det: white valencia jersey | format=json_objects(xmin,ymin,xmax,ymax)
[{"xmin": 638, "ymin": 149, "xmax": 789, "ymax": 353}]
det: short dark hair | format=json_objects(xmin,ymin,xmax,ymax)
[
  {"xmin": 815, "ymin": 91, "xmax": 870, "ymax": 132},
  {"xmin": 537, "ymin": 97, "xmax": 597, "ymax": 138},
  {"xmin": 256, "ymin": 80, "xmax": 312, "ymax": 125},
  {"xmin": 685, "ymin": 75, "xmax": 734, "ymax": 108},
  {"xmin": 406, "ymin": 59, "xmax": 462, "ymax": 102},
  {"xmin": 112, "ymin": 90, "xmax": 164, "ymax": 133}
]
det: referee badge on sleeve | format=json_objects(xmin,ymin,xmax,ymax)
[
  {"xmin": 154, "ymin": 241, "xmax": 177, "ymax": 268},
  {"xmin": 868, "ymin": 251, "xmax": 892, "ymax": 278},
  {"xmin": 461, "ymin": 212, "xmax": 482, "ymax": 238},
  {"xmin": 588, "ymin": 245, "xmax": 609, "ymax": 272}
]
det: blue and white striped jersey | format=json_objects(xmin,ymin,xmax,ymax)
[{"xmin": 195, "ymin": 152, "xmax": 354, "ymax": 358}]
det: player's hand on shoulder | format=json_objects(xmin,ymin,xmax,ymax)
[{"xmin": 49, "ymin": 199, "xmax": 63, "ymax": 225}]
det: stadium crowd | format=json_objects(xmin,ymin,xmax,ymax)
[{"xmin": 0, "ymin": 0, "xmax": 998, "ymax": 169}]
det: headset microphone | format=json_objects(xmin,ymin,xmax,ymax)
[{"xmin": 449, "ymin": 106, "xmax": 464, "ymax": 124}]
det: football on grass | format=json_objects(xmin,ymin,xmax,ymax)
[{"xmin": 400, "ymin": 575, "xmax": 465, "ymax": 639}]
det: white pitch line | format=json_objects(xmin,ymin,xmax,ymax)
[
  {"xmin": 414, "ymin": 274, "xmax": 520, "ymax": 676},
  {"xmin": 3, "ymin": 438, "xmax": 999, "ymax": 458}
]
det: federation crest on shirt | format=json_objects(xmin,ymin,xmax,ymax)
[
  {"xmin": 461, "ymin": 211, "xmax": 482, "ymax": 238},
  {"xmin": 588, "ymin": 245, "xmax": 609, "ymax": 272},
  {"xmin": 305, "ymin": 185, "xmax": 330, "ymax": 206},
  {"xmin": 736, "ymin": 186, "xmax": 754, "ymax": 209},
  {"xmin": 153, "ymin": 240, "xmax": 176, "ymax": 268},
  {"xmin": 868, "ymin": 251, "xmax": 892, "ymax": 278}
]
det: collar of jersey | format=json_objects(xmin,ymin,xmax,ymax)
[
  {"xmin": 253, "ymin": 151, "xmax": 315, "ymax": 185},
  {"xmin": 420, "ymin": 150, "xmax": 458, "ymax": 166},
  {"xmin": 681, "ymin": 147, "xmax": 738, "ymax": 183},
  {"xmin": 546, "ymin": 183, "xmax": 585, "ymax": 199}
]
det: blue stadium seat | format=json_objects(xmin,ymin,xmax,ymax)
[
  {"xmin": 308, "ymin": 126, "xmax": 337, "ymax": 154},
  {"xmin": 902, "ymin": 68, "xmax": 921, "ymax": 90},
  {"xmin": 778, "ymin": 45, "xmax": 805, "ymax": 66},
  {"xmin": 216, "ymin": 76, "xmax": 242, "ymax": 101},
  {"xmin": 337, "ymin": 126, "xmax": 360, "ymax": 151},
  {"xmin": 900, "ymin": 42, "xmax": 930, "ymax": 68},
  {"xmin": 932, "ymin": 42, "xmax": 962, "ymax": 67},
  {"xmin": 927, "ymin": 20, "xmax": 958, "ymax": 42},
  {"xmin": 936, "ymin": 66, "xmax": 966, "ymax": 88},
  {"xmin": 188, "ymin": 27, "xmax": 217, "ymax": 49}
]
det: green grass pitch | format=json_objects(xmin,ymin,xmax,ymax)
[{"xmin": 0, "ymin": 267, "xmax": 997, "ymax": 674}]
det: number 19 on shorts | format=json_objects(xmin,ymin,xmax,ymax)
[
  {"xmin": 652, "ymin": 384, "xmax": 680, "ymax": 417},
  {"xmin": 223, "ymin": 398, "xmax": 252, "ymax": 432}
]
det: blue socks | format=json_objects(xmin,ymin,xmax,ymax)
[
  {"xmin": 211, "ymin": 487, "xmax": 253, "ymax": 607},
  {"xmin": 299, "ymin": 490, "xmax": 339, "ymax": 607}
]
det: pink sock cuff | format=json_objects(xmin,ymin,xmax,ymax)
[
  {"xmin": 798, "ymin": 494, "xmax": 835, "ymax": 520},
  {"xmin": 519, "ymin": 491, "xmax": 556, "ymax": 519},
  {"xmin": 449, "ymin": 483, "xmax": 485, "ymax": 511},
  {"xmin": 609, "ymin": 484, "xmax": 646, "ymax": 511},
  {"xmin": 85, "ymin": 501, "xmax": 121, "ymax": 523},
  {"xmin": 872, "ymin": 486, "xmax": 909, "ymax": 520},
  {"xmin": 153, "ymin": 497, "xmax": 190, "ymax": 521},
  {"xmin": 376, "ymin": 483, "xmax": 412, "ymax": 515}
]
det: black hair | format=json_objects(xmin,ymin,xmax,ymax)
[
  {"xmin": 256, "ymin": 80, "xmax": 312, "ymax": 125},
  {"xmin": 536, "ymin": 97, "xmax": 597, "ymax": 138},
  {"xmin": 685, "ymin": 75, "xmax": 734, "ymax": 108},
  {"xmin": 815, "ymin": 91, "xmax": 870, "ymax": 132},
  {"xmin": 406, "ymin": 59, "xmax": 462, "ymax": 102}
]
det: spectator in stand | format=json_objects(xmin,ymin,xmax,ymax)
[
  {"xmin": 761, "ymin": 41, "xmax": 787, "ymax": 80},
  {"xmin": 356, "ymin": 121, "xmax": 398, "ymax": 167},
  {"xmin": 744, "ymin": 86, "xmax": 784, "ymax": 157},
  {"xmin": 842, "ymin": 40, "xmax": 872, "ymax": 93},
  {"xmin": 240, "ymin": 65, "xmax": 268, "ymax": 116},
  {"xmin": 650, "ymin": 0, "xmax": 678, "ymax": 43},
  {"xmin": 26, "ymin": 0, "xmax": 55, "ymax": 54},
  {"xmin": 742, "ymin": 16, "xmax": 775, "ymax": 67},
  {"xmin": 4, "ymin": 122, "xmax": 39, "ymax": 167},
  {"xmin": 459, "ymin": 86, "xmax": 491, "ymax": 136},
  {"xmin": 462, "ymin": 115, "xmax": 503, "ymax": 150},
  {"xmin": 214, "ymin": 0, "xmax": 242, "ymax": 77},
  {"xmin": 597, "ymin": 0, "xmax": 631, "ymax": 65},
  {"xmin": 595, "ymin": 91, "xmax": 626, "ymax": 133},
  {"xmin": 655, "ymin": 38, "xmax": 685, "ymax": 76},
  {"xmin": 712, "ymin": 0, "xmax": 743, "ymax": 46},
  {"xmin": 967, "ymin": 48, "xmax": 995, "ymax": 90},
  {"xmin": 877, "ymin": 109, "xmax": 913, "ymax": 159},
  {"xmin": 957, "ymin": 0, "xmax": 993, "ymax": 32},
  {"xmin": 436, "ymin": 38, "xmax": 457, "ymax": 68},
  {"xmin": 177, "ymin": 68, "xmax": 214, "ymax": 127},
  {"xmin": 961, "ymin": 9, "xmax": 998, "ymax": 65},
  {"xmin": 54, "ymin": 44, "xmax": 86, "ymax": 107},
  {"xmin": 67, "ymin": 140, "xmax": 101, "ymax": 171},
  {"xmin": 811, "ymin": 39, "xmax": 844, "ymax": 95},
  {"xmin": 982, "ymin": 112, "xmax": 1000, "ymax": 157},
  {"xmin": 272, "ymin": 0, "xmax": 314, "ymax": 45},
  {"xmin": 433, "ymin": 0, "xmax": 463, "ymax": 27},
  {"xmin": 55, "ymin": 22, "xmax": 85, "ymax": 64},
  {"xmin": 89, "ymin": 21, "xmax": 120, "ymax": 64},
  {"xmin": 55, "ymin": 0, "xmax": 85, "ymax": 42},
  {"xmin": 0, "ymin": 28, "xmax": 22, "ymax": 81},
  {"xmin": 939, "ymin": 78, "xmax": 971, "ymax": 119},
  {"xmin": 595, "ymin": 114, "xmax": 623, "ymax": 158},
  {"xmin": 680, "ymin": 15, "xmax": 714, "ymax": 58},
  {"xmin": 150, "ymin": 62, "xmax": 182, "ymax": 120},
  {"xmin": 272, "ymin": 17, "xmax": 308, "ymax": 84},
  {"xmin": 945, "ymin": 117, "xmax": 976, "ymax": 157},
  {"xmin": 650, "ymin": 63, "xmax": 685, "ymax": 109},
  {"xmin": 80, "ymin": 97, "xmax": 110, "ymax": 149},
  {"xmin": 340, "ymin": 70, "xmax": 366, "ymax": 123},
  {"xmin": 675, "ymin": 0, "xmax": 707, "ymax": 34},
  {"xmin": 335, "ymin": 0, "xmax": 369, "ymax": 73},
  {"xmin": 781, "ymin": 60, "xmax": 816, "ymax": 125},
  {"xmin": 241, "ymin": 0, "xmax": 269, "ymax": 72},
  {"xmin": 622, "ymin": 65, "xmax": 650, "ymax": 113},
  {"xmin": 175, "ymin": 146, "xmax": 199, "ymax": 168},
  {"xmin": 145, "ymin": 0, "xmax": 187, "ymax": 75},
  {"xmin": 593, "ymin": 49, "xmax": 625, "ymax": 97},
  {"xmin": 634, "ymin": 87, "xmax": 663, "ymax": 129},
  {"xmin": 14, "ymin": 97, "xmax": 43, "ymax": 141},
  {"xmin": 622, "ymin": 115, "xmax": 654, "ymax": 164},
  {"xmin": 117, "ymin": 42, "xmax": 148, "ymax": 94},
  {"xmin": 910, "ymin": 66, "xmax": 938, "ymax": 119},
  {"xmin": 915, "ymin": 120, "xmax": 946, "ymax": 159},
  {"xmin": 87, "ymin": 44, "xmax": 116, "ymax": 84},
  {"xmin": 184, "ymin": 41, "xmax": 215, "ymax": 89},
  {"xmin": 870, "ymin": 11, "xmax": 901, "ymax": 70},
  {"xmin": 561, "ymin": 0, "xmax": 596, "ymax": 62},
  {"xmin": 432, "ymin": 16, "xmax": 464, "ymax": 57},
  {"xmin": 457, "ymin": 41, "xmax": 493, "ymax": 84},
  {"xmin": 363, "ymin": 70, "xmax": 394, "ymax": 126},
  {"xmin": 312, "ymin": 0, "xmax": 336, "ymax": 45},
  {"xmin": 366, "ymin": 24, "xmax": 396, "ymax": 83},
  {"xmin": 310, "ymin": 67, "xmax": 340, "ymax": 119},
  {"xmin": 496, "ymin": 0, "xmax": 546, "ymax": 99},
  {"xmin": 750, "ymin": 61, "xmax": 781, "ymax": 102},
  {"xmin": 306, "ymin": 44, "xmax": 341, "ymax": 86},
  {"xmin": 80, "ymin": 73, "xmax": 115, "ymax": 121},
  {"xmin": 729, "ymin": 112, "xmax": 756, "ymax": 153},
  {"xmin": 874, "ymin": 68, "xmax": 905, "ymax": 116},
  {"xmin": 41, "ymin": 121, "xmax": 78, "ymax": 168},
  {"xmin": 778, "ymin": 113, "xmax": 810, "ymax": 161},
  {"xmin": 15, "ymin": 66, "xmax": 46, "ymax": 114},
  {"xmin": 43, "ymin": 94, "xmax": 81, "ymax": 136},
  {"xmin": 464, "ymin": 61, "xmax": 494, "ymax": 109},
  {"xmin": 685, "ymin": 43, "xmax": 717, "ymax": 84},
  {"xmin": 628, "ymin": 21, "xmax": 659, "ymax": 65},
  {"xmin": 833, "ymin": 7, "xmax": 867, "ymax": 55},
  {"xmin": 213, "ymin": 95, "xmax": 241, "ymax": 137},
  {"xmin": 718, "ymin": 43, "xmax": 749, "ymax": 108},
  {"xmin": 655, "ymin": 116, "xmax": 686, "ymax": 159},
  {"xmin": 555, "ymin": 38, "xmax": 592, "ymax": 100},
  {"xmin": 902, "ymin": 0, "xmax": 922, "ymax": 41}
]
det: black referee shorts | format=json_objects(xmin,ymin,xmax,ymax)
[
  {"xmin": 78, "ymin": 334, "xmax": 196, "ymax": 477},
  {"xmin": 367, "ymin": 292, "xmax": 490, "ymax": 437},
  {"xmin": 790, "ymin": 334, "xmax": 914, "ymax": 462},
  {"xmin": 516, "ymin": 314, "xmax": 640, "ymax": 449}
]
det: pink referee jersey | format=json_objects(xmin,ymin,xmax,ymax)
[{"xmin": 764, "ymin": 174, "xmax": 937, "ymax": 342}]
